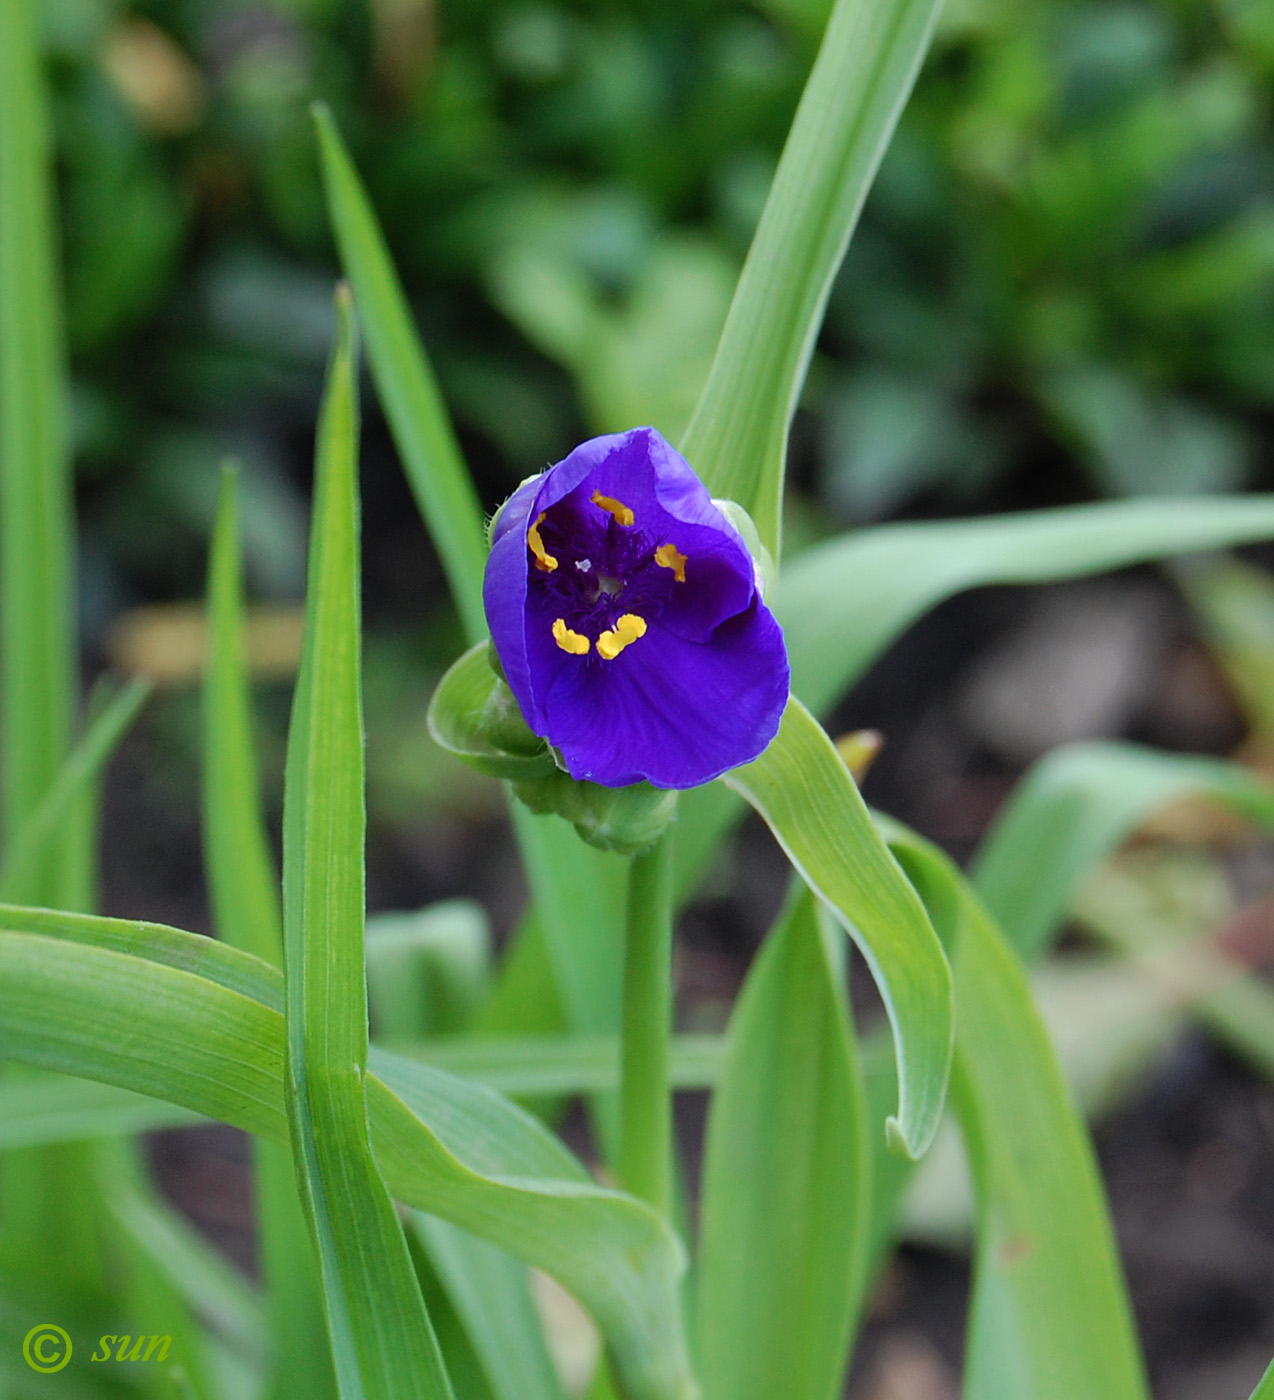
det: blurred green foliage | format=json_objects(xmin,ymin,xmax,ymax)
[{"xmin": 44, "ymin": 0, "xmax": 1274, "ymax": 616}]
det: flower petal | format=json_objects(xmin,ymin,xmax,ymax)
[{"xmin": 539, "ymin": 601, "xmax": 789, "ymax": 788}]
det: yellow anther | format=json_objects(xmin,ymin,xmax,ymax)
[
  {"xmin": 590, "ymin": 491, "xmax": 635, "ymax": 527},
  {"xmin": 655, "ymin": 542, "xmax": 687, "ymax": 583},
  {"xmin": 528, "ymin": 513, "xmax": 558, "ymax": 572},
  {"xmin": 552, "ymin": 618, "xmax": 590, "ymax": 655},
  {"xmin": 597, "ymin": 613, "xmax": 647, "ymax": 661}
]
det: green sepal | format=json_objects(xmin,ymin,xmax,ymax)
[
  {"xmin": 712, "ymin": 497, "xmax": 776, "ymax": 598},
  {"xmin": 513, "ymin": 772, "xmax": 678, "ymax": 855},
  {"xmin": 428, "ymin": 642, "xmax": 557, "ymax": 780}
]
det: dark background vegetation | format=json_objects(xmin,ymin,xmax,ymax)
[{"xmin": 34, "ymin": 0, "xmax": 1274, "ymax": 1393}]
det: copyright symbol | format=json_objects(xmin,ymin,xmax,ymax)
[{"xmin": 23, "ymin": 1325, "xmax": 72, "ymax": 1373}]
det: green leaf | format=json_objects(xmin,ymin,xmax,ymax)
[
  {"xmin": 880, "ymin": 821, "xmax": 1150, "ymax": 1400},
  {"xmin": 0, "ymin": 1035, "xmax": 727, "ymax": 1143},
  {"xmin": 724, "ymin": 697, "xmax": 952, "ymax": 1158},
  {"xmin": 204, "ymin": 466, "xmax": 337, "ymax": 1400},
  {"xmin": 281, "ymin": 287, "xmax": 452, "ymax": 1399},
  {"xmin": 681, "ymin": 0, "xmax": 944, "ymax": 556},
  {"xmin": 0, "ymin": 927, "xmax": 286, "ymax": 1136},
  {"xmin": 312, "ymin": 105, "xmax": 488, "ymax": 644},
  {"xmin": 971, "ymin": 740, "xmax": 1274, "ymax": 962},
  {"xmin": 98, "ymin": 1143, "xmax": 267, "ymax": 1367},
  {"xmin": 95, "ymin": 1140, "xmax": 223, "ymax": 1400},
  {"xmin": 311, "ymin": 108, "xmax": 633, "ymax": 1157},
  {"xmin": 1250, "ymin": 1357, "xmax": 1274, "ymax": 1400},
  {"xmin": 1174, "ymin": 553, "xmax": 1274, "ymax": 746},
  {"xmin": 409, "ymin": 1217, "xmax": 566, "ymax": 1400},
  {"xmin": 0, "ymin": 915, "xmax": 695, "ymax": 1400},
  {"xmin": 510, "ymin": 806, "xmax": 628, "ymax": 1152},
  {"xmin": 0, "ymin": 1077, "xmax": 205, "ymax": 1149},
  {"xmin": 674, "ymin": 497, "xmax": 1274, "ymax": 917},
  {"xmin": 367, "ymin": 901, "xmax": 492, "ymax": 1039},
  {"xmin": 204, "ymin": 467, "xmax": 286, "ymax": 969},
  {"xmin": 393, "ymin": 1034, "xmax": 727, "ymax": 1097},
  {"xmin": 427, "ymin": 642, "xmax": 557, "ymax": 780},
  {"xmin": 695, "ymin": 889, "xmax": 869, "ymax": 1400},
  {"xmin": 0, "ymin": 0, "xmax": 78, "ymax": 905},
  {"xmin": 779, "ymin": 496, "xmax": 1274, "ymax": 719},
  {"xmin": 0, "ymin": 677, "xmax": 149, "ymax": 904}
]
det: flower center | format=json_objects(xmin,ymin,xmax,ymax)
[{"xmin": 527, "ymin": 490, "xmax": 687, "ymax": 661}]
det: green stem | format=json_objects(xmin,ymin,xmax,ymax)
[{"xmin": 618, "ymin": 832, "xmax": 674, "ymax": 1214}]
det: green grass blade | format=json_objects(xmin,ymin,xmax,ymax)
[
  {"xmin": 312, "ymin": 103, "xmax": 634, "ymax": 1161},
  {"xmin": 98, "ymin": 1143, "xmax": 267, "ymax": 1367},
  {"xmin": 671, "ymin": 495, "xmax": 1274, "ymax": 911},
  {"xmin": 0, "ymin": 1034, "xmax": 727, "ymax": 1142},
  {"xmin": 1249, "ymin": 1357, "xmax": 1274, "ymax": 1400},
  {"xmin": 0, "ymin": 917, "xmax": 695, "ymax": 1400},
  {"xmin": 780, "ymin": 496, "xmax": 1274, "ymax": 719},
  {"xmin": 680, "ymin": 0, "xmax": 943, "ymax": 556},
  {"xmin": 366, "ymin": 902, "xmax": 492, "ymax": 1039},
  {"xmin": 0, "ymin": 0, "xmax": 77, "ymax": 902},
  {"xmin": 510, "ymin": 806, "xmax": 627, "ymax": 1155},
  {"xmin": 971, "ymin": 741, "xmax": 1274, "ymax": 962},
  {"xmin": 0, "ymin": 1078, "xmax": 205, "ymax": 1148},
  {"xmin": 282, "ymin": 286, "xmax": 453, "ymax": 1398},
  {"xmin": 95, "ymin": 1142, "xmax": 222, "ymax": 1400},
  {"xmin": 0, "ymin": 901, "xmax": 284, "ymax": 1001},
  {"xmin": 391, "ymin": 1033, "xmax": 727, "ymax": 1096},
  {"xmin": 881, "ymin": 821, "xmax": 1149, "ymax": 1400},
  {"xmin": 410, "ymin": 1217, "xmax": 567, "ymax": 1400},
  {"xmin": 312, "ymin": 106, "xmax": 487, "ymax": 644},
  {"xmin": 0, "ymin": 678, "xmax": 150, "ymax": 904},
  {"xmin": 695, "ymin": 888, "xmax": 869, "ymax": 1400},
  {"xmin": 724, "ymin": 697, "xmax": 952, "ymax": 1158},
  {"xmin": 204, "ymin": 466, "xmax": 337, "ymax": 1400},
  {"xmin": 205, "ymin": 467, "xmax": 285, "ymax": 967},
  {"xmin": 0, "ymin": 928, "xmax": 286, "ymax": 1136}
]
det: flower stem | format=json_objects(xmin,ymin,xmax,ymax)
[{"xmin": 618, "ymin": 831, "xmax": 674, "ymax": 1215}]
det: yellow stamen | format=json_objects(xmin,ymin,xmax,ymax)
[
  {"xmin": 655, "ymin": 542, "xmax": 687, "ymax": 583},
  {"xmin": 591, "ymin": 491, "xmax": 635, "ymax": 527},
  {"xmin": 597, "ymin": 613, "xmax": 647, "ymax": 661},
  {"xmin": 528, "ymin": 513, "xmax": 557, "ymax": 572},
  {"xmin": 552, "ymin": 618, "xmax": 590, "ymax": 655}
]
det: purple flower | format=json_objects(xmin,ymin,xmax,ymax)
[{"xmin": 483, "ymin": 427, "xmax": 789, "ymax": 789}]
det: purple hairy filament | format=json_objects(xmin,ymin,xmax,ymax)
[{"xmin": 529, "ymin": 490, "xmax": 688, "ymax": 663}]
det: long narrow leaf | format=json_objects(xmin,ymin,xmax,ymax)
[
  {"xmin": 881, "ymin": 821, "xmax": 1149, "ymax": 1400},
  {"xmin": 780, "ymin": 496, "xmax": 1274, "ymax": 718},
  {"xmin": 695, "ymin": 889, "xmax": 869, "ymax": 1400},
  {"xmin": 312, "ymin": 108, "xmax": 638, "ymax": 1159},
  {"xmin": 0, "ymin": 678, "xmax": 149, "ymax": 904},
  {"xmin": 681, "ymin": 0, "xmax": 943, "ymax": 555},
  {"xmin": 0, "ymin": 1034, "xmax": 727, "ymax": 1153},
  {"xmin": 971, "ymin": 741, "xmax": 1274, "ymax": 962},
  {"xmin": 0, "ymin": 0, "xmax": 77, "ymax": 895},
  {"xmin": 282, "ymin": 287, "xmax": 453, "ymax": 1398},
  {"xmin": 724, "ymin": 697, "xmax": 952, "ymax": 1157},
  {"xmin": 0, "ymin": 918, "xmax": 695, "ymax": 1400},
  {"xmin": 0, "ymin": 1078, "xmax": 206, "ymax": 1148},
  {"xmin": 672, "ymin": 495, "xmax": 1274, "ymax": 905},
  {"xmin": 410, "ymin": 1217, "xmax": 566, "ymax": 1400},
  {"xmin": 204, "ymin": 466, "xmax": 337, "ymax": 1400},
  {"xmin": 313, "ymin": 107, "xmax": 487, "ymax": 644}
]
